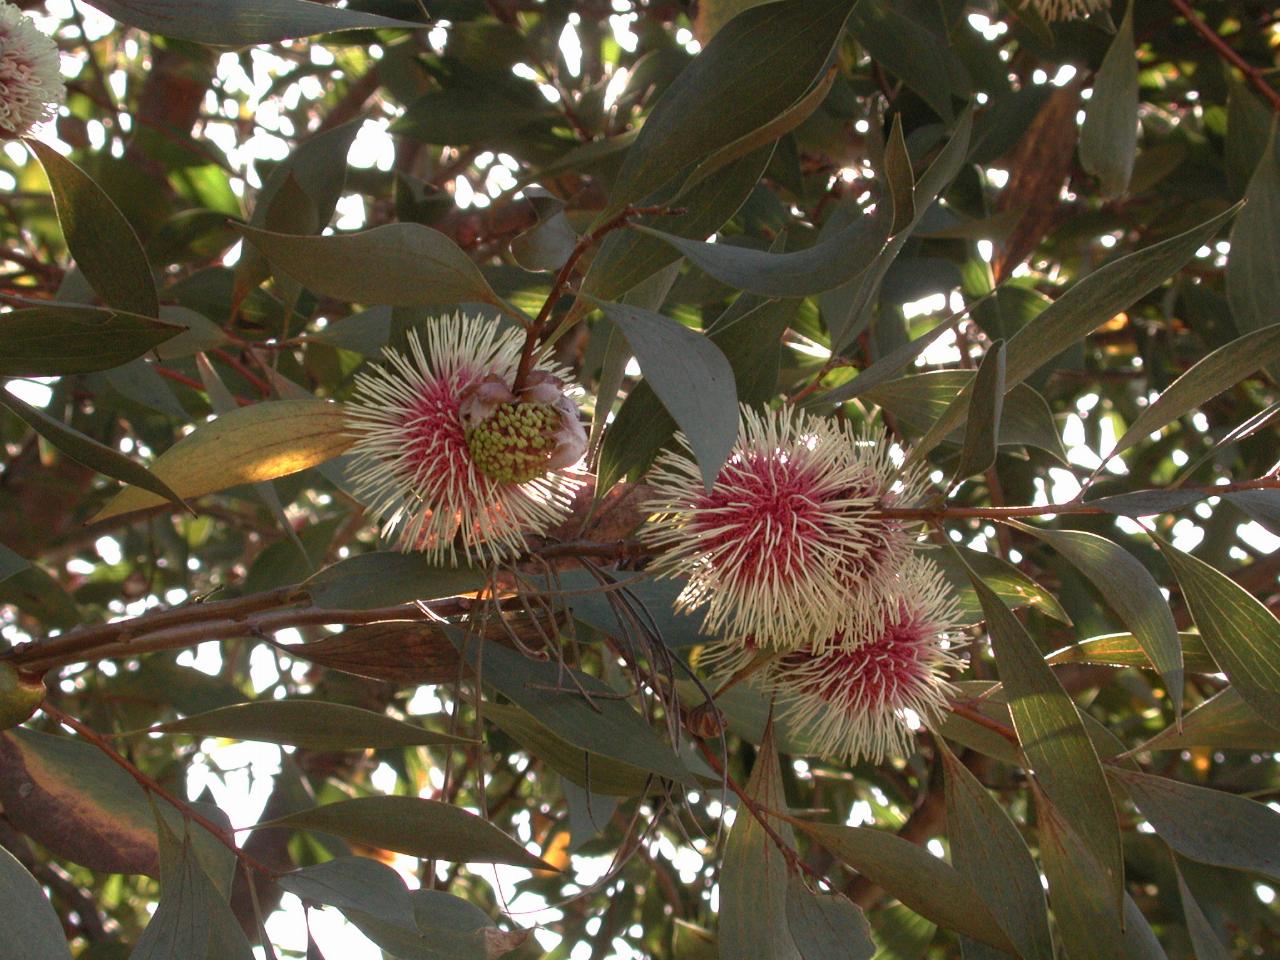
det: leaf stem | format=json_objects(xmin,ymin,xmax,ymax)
[
  {"xmin": 512, "ymin": 204, "xmax": 684, "ymax": 392},
  {"xmin": 38, "ymin": 702, "xmax": 278, "ymax": 878}
]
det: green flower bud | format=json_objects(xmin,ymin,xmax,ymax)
[{"xmin": 465, "ymin": 401, "xmax": 562, "ymax": 484}]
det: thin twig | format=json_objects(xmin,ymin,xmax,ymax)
[
  {"xmin": 512, "ymin": 204, "xmax": 684, "ymax": 391},
  {"xmin": 1166, "ymin": 0, "xmax": 1280, "ymax": 113},
  {"xmin": 39, "ymin": 703, "xmax": 277, "ymax": 877},
  {"xmin": 696, "ymin": 741, "xmax": 830, "ymax": 887}
]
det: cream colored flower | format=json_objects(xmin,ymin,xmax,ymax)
[
  {"xmin": 710, "ymin": 555, "xmax": 964, "ymax": 765},
  {"xmin": 0, "ymin": 2, "xmax": 64, "ymax": 138},
  {"xmin": 1024, "ymin": 0, "xmax": 1110, "ymax": 22},
  {"xmin": 643, "ymin": 408, "xmax": 927, "ymax": 649},
  {"xmin": 345, "ymin": 314, "xmax": 584, "ymax": 563}
]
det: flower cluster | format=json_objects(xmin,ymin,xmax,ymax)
[
  {"xmin": 0, "ymin": 1, "xmax": 64, "ymax": 139},
  {"xmin": 1024, "ymin": 0, "xmax": 1109, "ymax": 22},
  {"xmin": 644, "ymin": 407, "xmax": 963, "ymax": 764},
  {"xmin": 344, "ymin": 314, "xmax": 585, "ymax": 563}
]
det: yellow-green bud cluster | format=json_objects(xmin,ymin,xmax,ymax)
[{"xmin": 466, "ymin": 401, "xmax": 560, "ymax": 484}]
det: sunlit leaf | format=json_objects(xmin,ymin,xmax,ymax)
[{"xmin": 91, "ymin": 399, "xmax": 353, "ymax": 521}]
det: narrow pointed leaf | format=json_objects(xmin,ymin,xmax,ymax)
[
  {"xmin": 1113, "ymin": 768, "xmax": 1280, "ymax": 881},
  {"xmin": 145, "ymin": 700, "xmax": 471, "ymax": 751},
  {"xmin": 940, "ymin": 745, "xmax": 1053, "ymax": 960},
  {"xmin": 1155, "ymin": 535, "xmax": 1280, "ymax": 730},
  {"xmin": 1107, "ymin": 323, "xmax": 1280, "ymax": 460},
  {"xmin": 1012, "ymin": 524, "xmax": 1183, "ymax": 715},
  {"xmin": 0, "ymin": 386, "xmax": 187, "ymax": 514},
  {"xmin": 950, "ymin": 542, "xmax": 1124, "ymax": 918},
  {"xmin": 452, "ymin": 632, "xmax": 692, "ymax": 784},
  {"xmin": 28, "ymin": 140, "xmax": 158, "ymax": 317},
  {"xmin": 0, "ymin": 845, "xmax": 73, "ymax": 960},
  {"xmin": 1046, "ymin": 631, "xmax": 1214, "ymax": 674},
  {"xmin": 1227, "ymin": 124, "xmax": 1280, "ymax": 335},
  {"xmin": 257, "ymin": 796, "xmax": 555, "ymax": 871},
  {"xmin": 603, "ymin": 0, "xmax": 856, "ymax": 217},
  {"xmin": 1174, "ymin": 861, "xmax": 1233, "ymax": 960},
  {"xmin": 483, "ymin": 703, "xmax": 655, "ymax": 797},
  {"xmin": 91, "ymin": 399, "xmax": 353, "ymax": 521},
  {"xmin": 719, "ymin": 725, "xmax": 800, "ymax": 960},
  {"xmin": 1079, "ymin": 0, "xmax": 1138, "ymax": 197},
  {"xmin": 132, "ymin": 809, "xmax": 254, "ymax": 960},
  {"xmin": 911, "ymin": 204, "xmax": 1239, "ymax": 460},
  {"xmin": 303, "ymin": 552, "xmax": 486, "ymax": 610},
  {"xmin": 785, "ymin": 876, "xmax": 875, "ymax": 960},
  {"xmin": 278, "ymin": 857, "xmax": 415, "ymax": 928},
  {"xmin": 953, "ymin": 340, "xmax": 1005, "ymax": 482},
  {"xmin": 595, "ymin": 300, "xmax": 737, "ymax": 489},
  {"xmin": 1034, "ymin": 791, "xmax": 1126, "ymax": 960},
  {"xmin": 884, "ymin": 114, "xmax": 915, "ymax": 235},
  {"xmin": 0, "ymin": 306, "xmax": 182, "ymax": 377},
  {"xmin": 236, "ymin": 223, "xmax": 506, "ymax": 311},
  {"xmin": 1139, "ymin": 687, "xmax": 1280, "ymax": 752},
  {"xmin": 82, "ymin": 0, "xmax": 420, "ymax": 45},
  {"xmin": 797, "ymin": 821, "xmax": 1014, "ymax": 952}
]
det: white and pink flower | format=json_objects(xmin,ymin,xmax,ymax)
[
  {"xmin": 0, "ymin": 2, "xmax": 64, "ymax": 138},
  {"xmin": 643, "ymin": 407, "xmax": 926, "ymax": 649},
  {"xmin": 713, "ymin": 555, "xmax": 964, "ymax": 764},
  {"xmin": 344, "ymin": 314, "xmax": 585, "ymax": 562}
]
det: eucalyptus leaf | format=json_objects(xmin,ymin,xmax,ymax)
[
  {"xmin": 145, "ymin": 700, "xmax": 471, "ymax": 751},
  {"xmin": 258, "ymin": 796, "xmax": 555, "ymax": 871},
  {"xmin": 28, "ymin": 140, "xmax": 158, "ymax": 318},
  {"xmin": 82, "ymin": 0, "xmax": 419, "ymax": 45},
  {"xmin": 1156, "ymin": 535, "xmax": 1280, "ymax": 730}
]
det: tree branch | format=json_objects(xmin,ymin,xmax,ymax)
[{"xmin": 1166, "ymin": 0, "xmax": 1280, "ymax": 113}]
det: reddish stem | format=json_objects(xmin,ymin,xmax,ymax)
[
  {"xmin": 1166, "ymin": 0, "xmax": 1280, "ymax": 113},
  {"xmin": 39, "ymin": 703, "xmax": 277, "ymax": 877},
  {"xmin": 511, "ymin": 205, "xmax": 684, "ymax": 392}
]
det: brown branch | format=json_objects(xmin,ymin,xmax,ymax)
[
  {"xmin": 512, "ymin": 204, "xmax": 685, "ymax": 391},
  {"xmin": 879, "ymin": 476, "xmax": 1280, "ymax": 522},
  {"xmin": 949, "ymin": 702, "xmax": 1020, "ymax": 745},
  {"xmin": 1166, "ymin": 0, "xmax": 1280, "ymax": 113},
  {"xmin": 39, "ymin": 703, "xmax": 277, "ymax": 878}
]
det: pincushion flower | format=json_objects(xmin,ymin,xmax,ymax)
[
  {"xmin": 345, "ymin": 314, "xmax": 586, "ymax": 562},
  {"xmin": 0, "ymin": 1, "xmax": 64, "ymax": 138},
  {"xmin": 712, "ymin": 555, "xmax": 964, "ymax": 765},
  {"xmin": 643, "ymin": 407, "xmax": 926, "ymax": 649},
  {"xmin": 1024, "ymin": 0, "xmax": 1108, "ymax": 21}
]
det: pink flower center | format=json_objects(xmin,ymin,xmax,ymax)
[
  {"xmin": 400, "ymin": 370, "xmax": 483, "ymax": 495},
  {"xmin": 788, "ymin": 611, "xmax": 935, "ymax": 711},
  {"xmin": 690, "ymin": 453, "xmax": 843, "ymax": 583}
]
